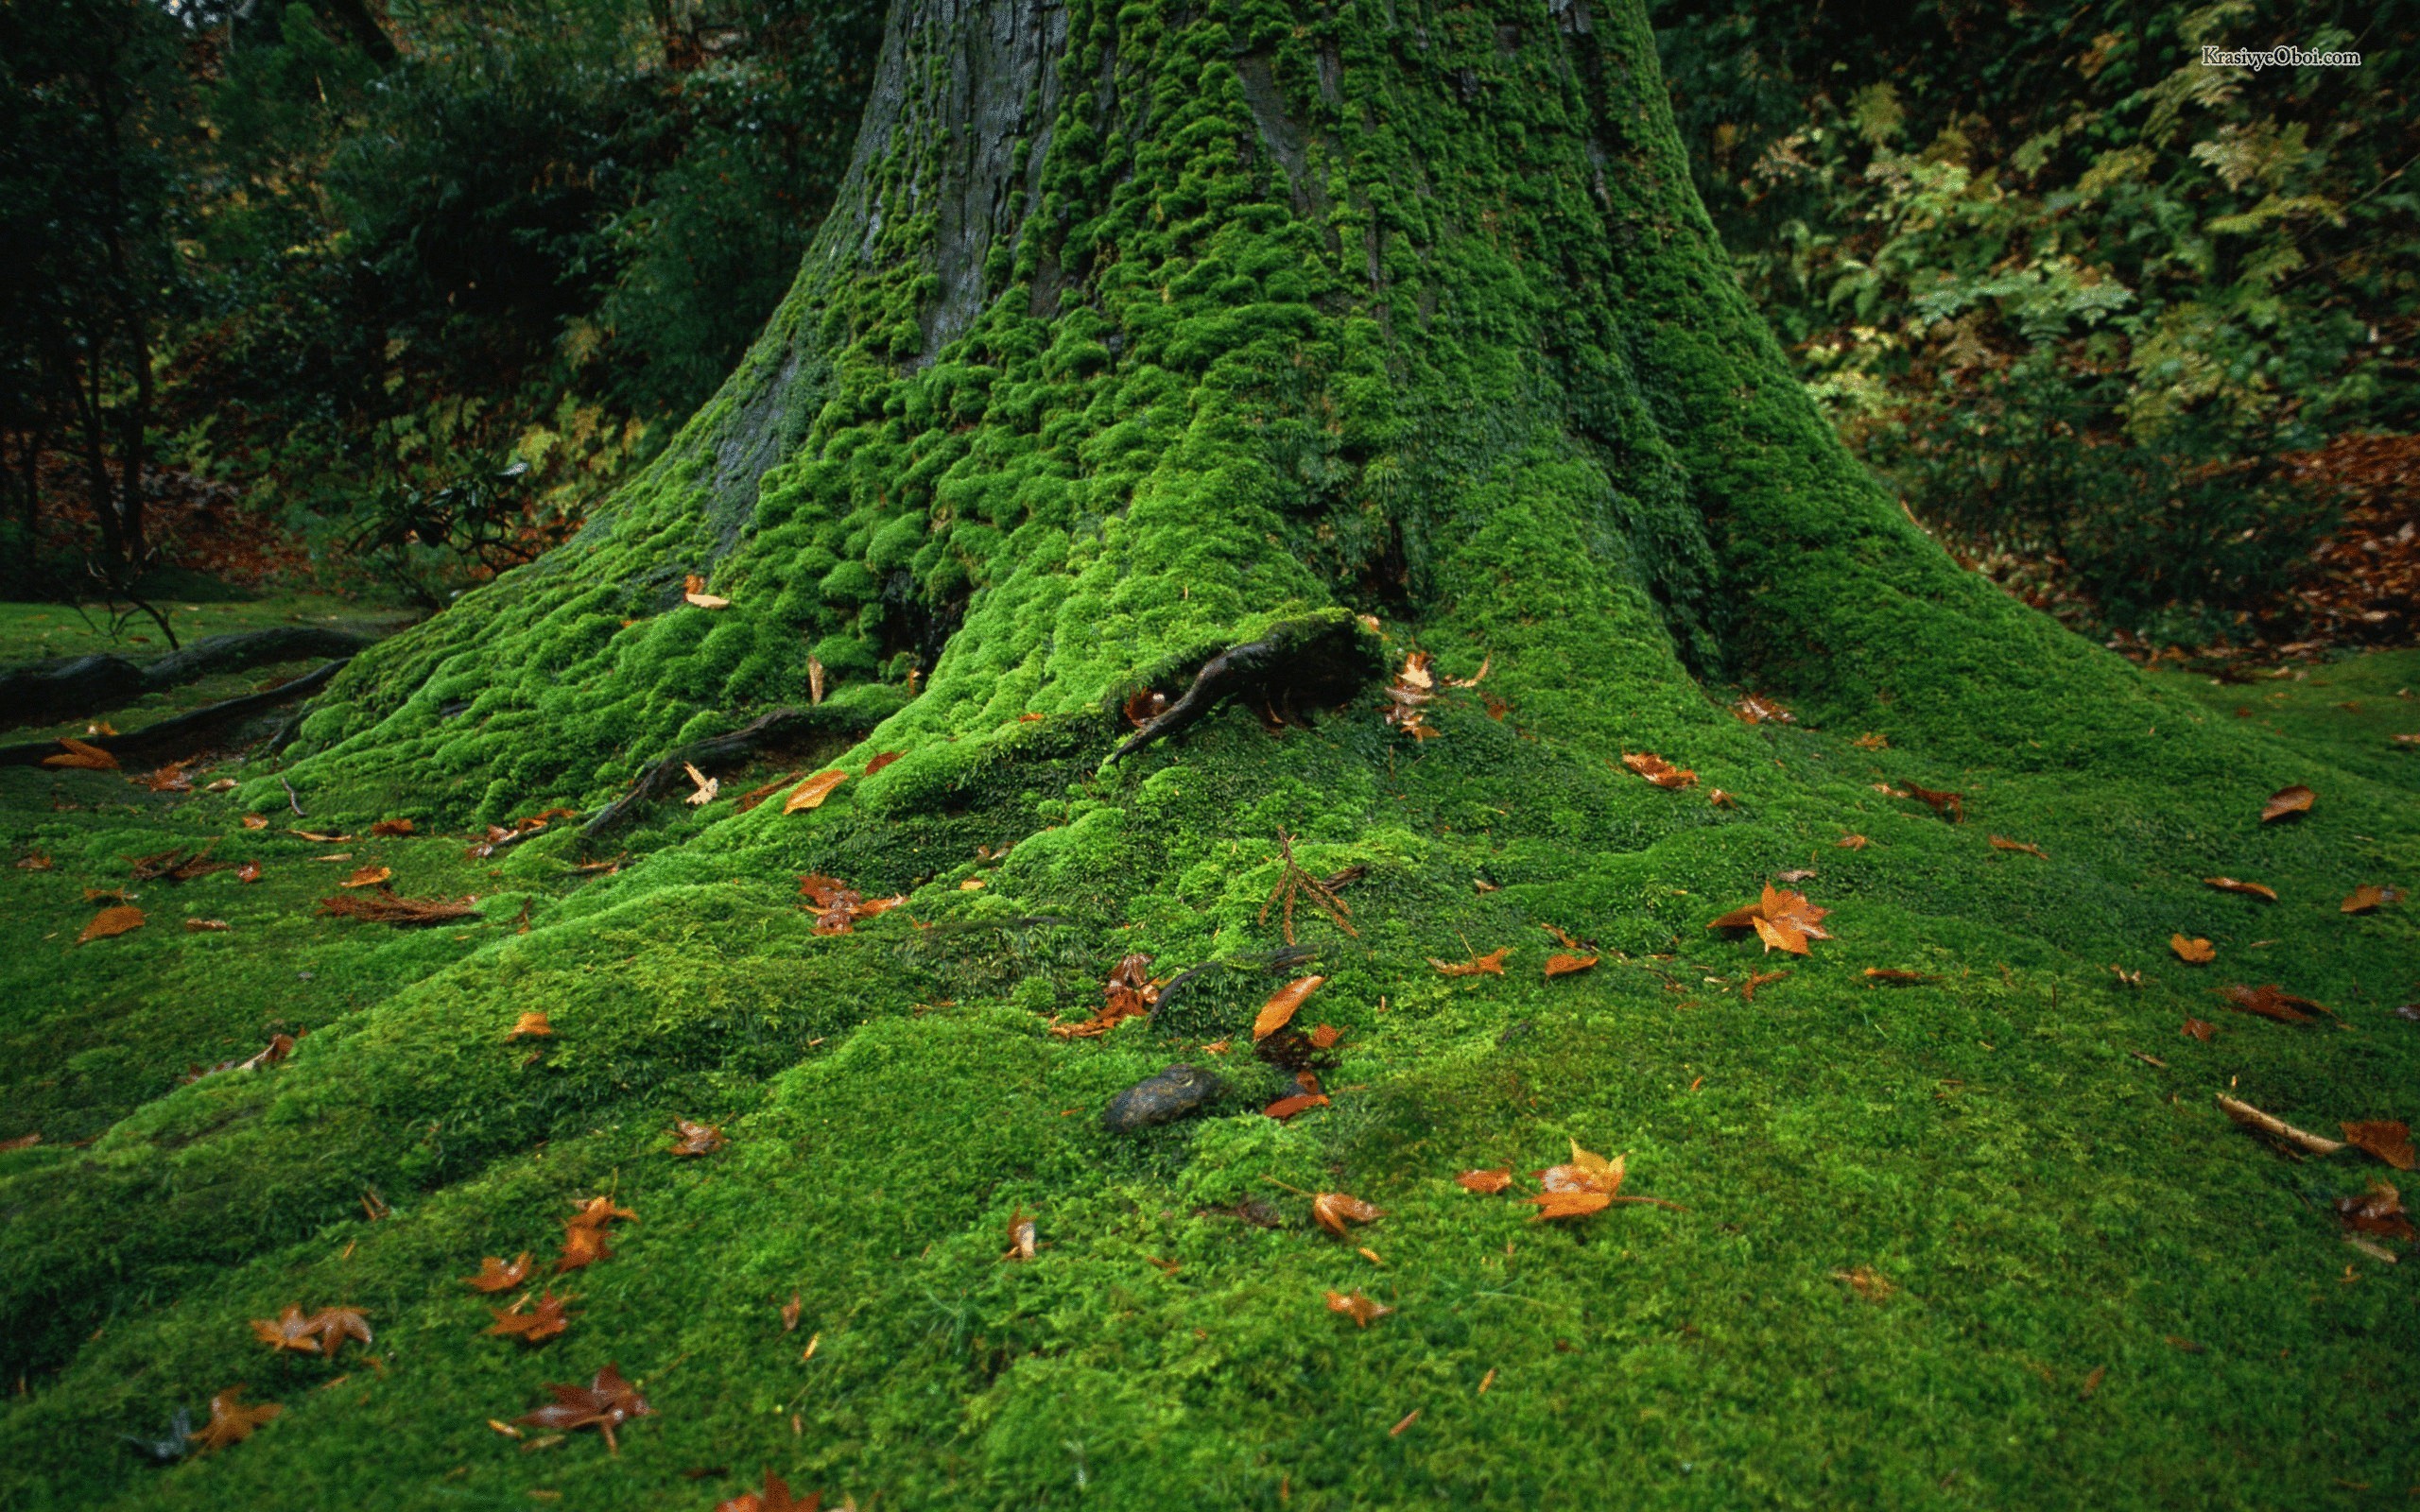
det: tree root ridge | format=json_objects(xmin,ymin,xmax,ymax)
[
  {"xmin": 578, "ymin": 703, "xmax": 884, "ymax": 848},
  {"xmin": 0, "ymin": 659, "xmax": 352, "ymax": 768},
  {"xmin": 0, "ymin": 627, "xmax": 377, "ymax": 731},
  {"xmin": 1108, "ymin": 618, "xmax": 1382, "ymax": 763}
]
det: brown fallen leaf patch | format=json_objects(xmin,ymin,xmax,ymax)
[
  {"xmin": 683, "ymin": 574, "xmax": 730, "ymax": 610},
  {"xmin": 1988, "ymin": 836, "xmax": 2047, "ymax": 858},
  {"xmin": 718, "ymin": 1470, "xmax": 822, "ymax": 1512},
  {"xmin": 487, "ymin": 1290, "xmax": 577, "ymax": 1345},
  {"xmin": 318, "ymin": 888, "xmax": 479, "ymax": 927},
  {"xmin": 1324, "ymin": 1290, "xmax": 1392, "ymax": 1327},
  {"xmin": 337, "ymin": 865, "xmax": 392, "ymax": 889},
  {"xmin": 1048, "ymin": 953, "xmax": 1163, "ymax": 1039},
  {"xmin": 1526, "ymin": 1140, "xmax": 1681, "ymax": 1221},
  {"xmin": 666, "ymin": 1118, "xmax": 726, "ymax": 1157},
  {"xmin": 129, "ymin": 843, "xmax": 228, "ymax": 883},
  {"xmin": 507, "ymin": 1012, "xmax": 552, "ymax": 1040},
  {"xmin": 1430, "ymin": 947, "xmax": 1510, "ymax": 976},
  {"xmin": 2221, "ymin": 983, "xmax": 2331, "ymax": 1023},
  {"xmin": 555, "ymin": 1223, "xmax": 615, "ymax": 1273},
  {"xmin": 1312, "ymin": 1192, "xmax": 1380, "ymax": 1237},
  {"xmin": 782, "ymin": 770, "xmax": 848, "ymax": 814},
  {"xmin": 464, "ymin": 1254, "xmax": 535, "ymax": 1293},
  {"xmin": 2181, "ymin": 1018, "xmax": 2217, "ymax": 1041},
  {"xmin": 1307, "ymin": 1022, "xmax": 1342, "ymax": 1050},
  {"xmin": 1852, "ymin": 731, "xmax": 1889, "ymax": 750},
  {"xmin": 1834, "ymin": 1266, "xmax": 1894, "ymax": 1302},
  {"xmin": 1382, "ymin": 651, "xmax": 1441, "ymax": 740},
  {"xmin": 16, "ymin": 850, "xmax": 54, "ymax": 869},
  {"xmin": 1740, "ymin": 968, "xmax": 1791, "ymax": 1003},
  {"xmin": 1734, "ymin": 693, "xmax": 1793, "ymax": 725},
  {"xmin": 41, "ymin": 737, "xmax": 118, "ymax": 770},
  {"xmin": 1620, "ymin": 751, "xmax": 1698, "ymax": 789},
  {"xmin": 368, "ymin": 818, "xmax": 415, "ymax": 837},
  {"xmin": 2204, "ymin": 876, "xmax": 2278, "ymax": 902},
  {"xmin": 1002, "ymin": 1206, "xmax": 1037, "ymax": 1262},
  {"xmin": 1837, "ymin": 833, "xmax": 1869, "ymax": 850},
  {"xmin": 1253, "ymin": 974, "xmax": 1324, "ymax": 1041},
  {"xmin": 863, "ymin": 751, "xmax": 903, "ymax": 776},
  {"xmin": 2338, "ymin": 1181, "xmax": 2415, "ymax": 1241},
  {"xmin": 2259, "ymin": 784, "xmax": 2314, "ymax": 822},
  {"xmin": 1543, "ymin": 953, "xmax": 1599, "ymax": 977},
  {"xmin": 1264, "ymin": 1091, "xmax": 1329, "ymax": 1122},
  {"xmin": 188, "ymin": 1387, "xmax": 279, "ymax": 1452},
  {"xmin": 1708, "ymin": 885, "xmax": 1832, "ymax": 955},
  {"xmin": 0, "ymin": 1132, "xmax": 40, "ymax": 1152},
  {"xmin": 2342, "ymin": 1121, "xmax": 2416, "ymax": 1171},
  {"xmin": 78, "ymin": 905, "xmax": 146, "ymax": 944},
  {"xmin": 1890, "ymin": 782, "xmax": 1964, "ymax": 822},
  {"xmin": 140, "ymin": 761, "xmax": 193, "ymax": 793},
  {"xmin": 794, "ymin": 874, "xmax": 907, "ymax": 936},
  {"xmin": 1456, "ymin": 1168, "xmax": 1512, "ymax": 1194},
  {"xmin": 2169, "ymin": 935, "xmax": 2215, "ymax": 964},
  {"xmin": 236, "ymin": 861, "xmax": 261, "ymax": 883},
  {"xmin": 251, "ymin": 1304, "xmax": 371, "ymax": 1359},
  {"xmin": 517, "ymin": 1363, "xmax": 651, "ymax": 1452},
  {"xmin": 2342, "ymin": 884, "xmax": 2402, "ymax": 915}
]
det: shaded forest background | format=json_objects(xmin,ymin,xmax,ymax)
[{"xmin": 2, "ymin": 0, "xmax": 2412, "ymax": 655}]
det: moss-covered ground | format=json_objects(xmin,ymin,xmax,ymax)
[{"xmin": 3, "ymin": 626, "xmax": 2413, "ymax": 1510}]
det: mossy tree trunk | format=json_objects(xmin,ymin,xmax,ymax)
[{"xmin": 273, "ymin": 0, "xmax": 2143, "ymax": 824}]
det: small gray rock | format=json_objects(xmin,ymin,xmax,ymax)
[{"xmin": 1101, "ymin": 1063, "xmax": 1222, "ymax": 1134}]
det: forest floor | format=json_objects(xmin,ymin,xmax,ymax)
[{"xmin": 0, "ymin": 599, "xmax": 2414, "ymax": 1510}]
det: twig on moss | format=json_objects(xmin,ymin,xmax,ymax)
[
  {"xmin": 1257, "ymin": 828, "xmax": 1357, "ymax": 945},
  {"xmin": 280, "ymin": 775, "xmax": 304, "ymax": 816}
]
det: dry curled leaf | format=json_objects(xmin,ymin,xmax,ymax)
[
  {"xmin": 1708, "ymin": 885, "xmax": 1832, "ymax": 955},
  {"xmin": 1456, "ymin": 1168, "xmax": 1512, "ymax": 1194},
  {"xmin": 2204, "ymin": 876, "xmax": 2277, "ymax": 902},
  {"xmin": 1253, "ymin": 974, "xmax": 1324, "ymax": 1040},
  {"xmin": 2259, "ymin": 784, "xmax": 2314, "ymax": 822},
  {"xmin": 782, "ymin": 771, "xmax": 848, "ymax": 814},
  {"xmin": 683, "ymin": 763, "xmax": 719, "ymax": 807},
  {"xmin": 780, "ymin": 1294, "xmax": 803, "ymax": 1332},
  {"xmin": 1734, "ymin": 693, "xmax": 1793, "ymax": 725},
  {"xmin": 368, "ymin": 818, "xmax": 415, "ymax": 837},
  {"xmin": 338, "ymin": 865, "xmax": 392, "ymax": 889},
  {"xmin": 2221, "ymin": 983, "xmax": 2331, "ymax": 1023},
  {"xmin": 1620, "ymin": 751, "xmax": 1699, "ymax": 789},
  {"xmin": 1382, "ymin": 651, "xmax": 1440, "ymax": 740},
  {"xmin": 188, "ymin": 1387, "xmax": 279, "ymax": 1452},
  {"xmin": 236, "ymin": 861, "xmax": 261, "ymax": 883},
  {"xmin": 464, "ymin": 1254, "xmax": 534, "ymax": 1293},
  {"xmin": 241, "ymin": 815, "xmax": 268, "ymax": 831},
  {"xmin": 2342, "ymin": 885, "xmax": 2402, "ymax": 915},
  {"xmin": 1988, "ymin": 835, "xmax": 2047, "ymax": 858},
  {"xmin": 667, "ymin": 1118, "xmax": 726, "ymax": 1157},
  {"xmin": 555, "ymin": 1224, "xmax": 615, "ymax": 1273},
  {"xmin": 15, "ymin": 850, "xmax": 54, "ymax": 869},
  {"xmin": 1707, "ymin": 787, "xmax": 1738, "ymax": 808},
  {"xmin": 41, "ymin": 737, "xmax": 118, "ymax": 770},
  {"xmin": 2338, "ymin": 1181, "xmax": 2415, "ymax": 1241},
  {"xmin": 184, "ymin": 918, "xmax": 231, "ymax": 933},
  {"xmin": 1543, "ymin": 953, "xmax": 1599, "ymax": 977},
  {"xmin": 1264, "ymin": 1091, "xmax": 1329, "ymax": 1122},
  {"xmin": 1324, "ymin": 1290, "xmax": 1392, "ymax": 1328},
  {"xmin": 507, "ymin": 1012, "xmax": 552, "ymax": 1040},
  {"xmin": 1307, "ymin": 1022, "xmax": 1342, "ymax": 1050},
  {"xmin": 1429, "ymin": 948, "xmax": 1510, "ymax": 977},
  {"xmin": 488, "ymin": 1290, "xmax": 577, "ymax": 1345},
  {"xmin": 2341, "ymin": 1121, "xmax": 2416, "ymax": 1171},
  {"xmin": 517, "ymin": 1364, "xmax": 651, "ymax": 1452},
  {"xmin": 1002, "ymin": 1207, "xmax": 1037, "ymax": 1262},
  {"xmin": 2169, "ymin": 934, "xmax": 2215, "ymax": 964},
  {"xmin": 250, "ymin": 1305, "xmax": 326, "ymax": 1356},
  {"xmin": 1312, "ymin": 1192, "xmax": 1380, "ymax": 1237},
  {"xmin": 78, "ymin": 905, "xmax": 145, "ymax": 944},
  {"xmin": 567, "ymin": 1195, "xmax": 638, "ymax": 1229},
  {"xmin": 2180, "ymin": 1018, "xmax": 2216, "ymax": 1041}
]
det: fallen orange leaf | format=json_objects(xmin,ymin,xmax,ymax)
[
  {"xmin": 1264, "ymin": 1091, "xmax": 1329, "ymax": 1122},
  {"xmin": 1002, "ymin": 1207, "xmax": 1037, "ymax": 1262},
  {"xmin": 2169, "ymin": 934, "xmax": 2215, "ymax": 964},
  {"xmin": 1253, "ymin": 974, "xmax": 1324, "ymax": 1040},
  {"xmin": 1708, "ymin": 885, "xmax": 1832, "ymax": 955},
  {"xmin": 1988, "ymin": 835, "xmax": 2047, "ymax": 858},
  {"xmin": 188, "ymin": 1387, "xmax": 280, "ymax": 1452},
  {"xmin": 464, "ymin": 1254, "xmax": 534, "ymax": 1293},
  {"xmin": 41, "ymin": 737, "xmax": 118, "ymax": 770},
  {"xmin": 1324, "ymin": 1290, "xmax": 1392, "ymax": 1327},
  {"xmin": 2342, "ymin": 885, "xmax": 2402, "ymax": 915},
  {"xmin": 1620, "ymin": 751, "xmax": 1698, "ymax": 789},
  {"xmin": 487, "ymin": 1290, "xmax": 577, "ymax": 1345},
  {"xmin": 1429, "ymin": 948, "xmax": 1510, "ymax": 976},
  {"xmin": 2260, "ymin": 784, "xmax": 2314, "ymax": 822},
  {"xmin": 78, "ymin": 905, "xmax": 145, "ymax": 944},
  {"xmin": 1456, "ymin": 1168, "xmax": 1512, "ymax": 1194},
  {"xmin": 338, "ymin": 865, "xmax": 392, "ymax": 889},
  {"xmin": 1312, "ymin": 1192, "xmax": 1380, "ymax": 1237},
  {"xmin": 782, "ymin": 771, "xmax": 848, "ymax": 814},
  {"xmin": 2204, "ymin": 877, "xmax": 2278, "ymax": 902},
  {"xmin": 1543, "ymin": 953, "xmax": 1598, "ymax": 977},
  {"xmin": 507, "ymin": 1012, "xmax": 552, "ymax": 1040},
  {"xmin": 2341, "ymin": 1121, "xmax": 2415, "ymax": 1171}
]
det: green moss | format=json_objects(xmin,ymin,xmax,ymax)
[{"xmin": 6, "ymin": 0, "xmax": 2418, "ymax": 1504}]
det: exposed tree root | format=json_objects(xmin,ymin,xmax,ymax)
[
  {"xmin": 1107, "ymin": 618, "xmax": 1382, "ymax": 764},
  {"xmin": 0, "ymin": 627, "xmax": 377, "ymax": 730},
  {"xmin": 578, "ymin": 705, "xmax": 880, "ymax": 849},
  {"xmin": 0, "ymin": 659, "xmax": 351, "ymax": 768}
]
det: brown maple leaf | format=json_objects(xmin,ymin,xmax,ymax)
[
  {"xmin": 250, "ymin": 1304, "xmax": 325, "ymax": 1355},
  {"xmin": 2337, "ymin": 1181, "xmax": 2415, "ymax": 1241},
  {"xmin": 2342, "ymin": 884, "xmax": 2402, "ymax": 915},
  {"xmin": 1324, "ymin": 1290, "xmax": 1392, "ymax": 1327},
  {"xmin": 1312, "ymin": 1192, "xmax": 1380, "ymax": 1237},
  {"xmin": 2169, "ymin": 934, "xmax": 2215, "ymax": 964},
  {"xmin": 2259, "ymin": 784, "xmax": 2314, "ymax": 822},
  {"xmin": 464, "ymin": 1253, "xmax": 534, "ymax": 1293},
  {"xmin": 1525, "ymin": 1141, "xmax": 1682, "ymax": 1221},
  {"xmin": 1429, "ymin": 948, "xmax": 1510, "ymax": 976},
  {"xmin": 1253, "ymin": 974, "xmax": 1325, "ymax": 1040},
  {"xmin": 2180, "ymin": 1018, "xmax": 2217, "ymax": 1041},
  {"xmin": 41, "ymin": 737, "xmax": 118, "ymax": 770},
  {"xmin": 78, "ymin": 905, "xmax": 145, "ymax": 944},
  {"xmin": 1543, "ymin": 953, "xmax": 1599, "ymax": 977},
  {"xmin": 487, "ymin": 1290, "xmax": 577, "ymax": 1345},
  {"xmin": 555, "ymin": 1224, "xmax": 615, "ymax": 1273},
  {"xmin": 517, "ymin": 1363, "xmax": 652, "ymax": 1452},
  {"xmin": 2221, "ymin": 983, "xmax": 2331, "ymax": 1023},
  {"xmin": 1620, "ymin": 752, "xmax": 1699, "ymax": 789},
  {"xmin": 1264, "ymin": 1091, "xmax": 1330, "ymax": 1122},
  {"xmin": 1049, "ymin": 954, "xmax": 1164, "ymax": 1039},
  {"xmin": 782, "ymin": 771, "xmax": 847, "ymax": 814},
  {"xmin": 2341, "ymin": 1121, "xmax": 2416, "ymax": 1171},
  {"xmin": 667, "ymin": 1118, "xmax": 726, "ymax": 1157},
  {"xmin": 188, "ymin": 1386, "xmax": 280, "ymax": 1452},
  {"xmin": 1708, "ymin": 885, "xmax": 1833, "ymax": 955},
  {"xmin": 568, "ymin": 1195, "xmax": 638, "ymax": 1229},
  {"xmin": 717, "ymin": 1470, "xmax": 822, "ymax": 1512},
  {"xmin": 1456, "ymin": 1168, "xmax": 1512, "ymax": 1194},
  {"xmin": 307, "ymin": 1306, "xmax": 372, "ymax": 1358}
]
